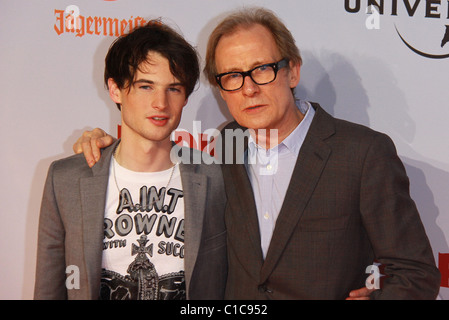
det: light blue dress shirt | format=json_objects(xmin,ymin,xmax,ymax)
[{"xmin": 245, "ymin": 100, "xmax": 315, "ymax": 259}]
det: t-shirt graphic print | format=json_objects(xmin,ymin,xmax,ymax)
[{"xmin": 100, "ymin": 158, "xmax": 185, "ymax": 300}]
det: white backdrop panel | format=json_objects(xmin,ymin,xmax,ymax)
[{"xmin": 1, "ymin": 0, "xmax": 448, "ymax": 299}]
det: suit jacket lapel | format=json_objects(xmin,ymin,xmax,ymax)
[
  {"xmin": 79, "ymin": 139, "xmax": 118, "ymax": 299},
  {"xmin": 228, "ymin": 163, "xmax": 264, "ymax": 260},
  {"xmin": 222, "ymin": 127, "xmax": 264, "ymax": 280},
  {"xmin": 260, "ymin": 105, "xmax": 335, "ymax": 282},
  {"xmin": 178, "ymin": 161, "xmax": 207, "ymax": 300}
]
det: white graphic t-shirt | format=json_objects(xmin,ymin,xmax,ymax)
[{"xmin": 100, "ymin": 157, "xmax": 185, "ymax": 300}]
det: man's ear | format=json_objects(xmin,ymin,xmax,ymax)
[
  {"xmin": 108, "ymin": 78, "xmax": 122, "ymax": 105},
  {"xmin": 288, "ymin": 61, "xmax": 301, "ymax": 89}
]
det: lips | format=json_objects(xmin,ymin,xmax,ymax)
[
  {"xmin": 147, "ymin": 115, "xmax": 169, "ymax": 126},
  {"xmin": 243, "ymin": 104, "xmax": 265, "ymax": 113}
]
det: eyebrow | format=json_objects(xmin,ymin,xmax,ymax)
[
  {"xmin": 133, "ymin": 79, "xmax": 184, "ymax": 87},
  {"xmin": 221, "ymin": 60, "xmax": 271, "ymax": 74}
]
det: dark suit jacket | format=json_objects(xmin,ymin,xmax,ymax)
[
  {"xmin": 222, "ymin": 103, "xmax": 440, "ymax": 299},
  {"xmin": 34, "ymin": 140, "xmax": 227, "ymax": 300}
]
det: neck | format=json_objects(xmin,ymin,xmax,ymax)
[
  {"xmin": 253, "ymin": 106, "xmax": 304, "ymax": 149},
  {"xmin": 114, "ymin": 137, "xmax": 174, "ymax": 172}
]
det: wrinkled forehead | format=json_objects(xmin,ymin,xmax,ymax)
[{"xmin": 215, "ymin": 24, "xmax": 281, "ymax": 72}]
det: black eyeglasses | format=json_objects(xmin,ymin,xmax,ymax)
[{"xmin": 215, "ymin": 59, "xmax": 289, "ymax": 92}]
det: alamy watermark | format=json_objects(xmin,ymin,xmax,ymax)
[
  {"xmin": 366, "ymin": 5, "xmax": 381, "ymax": 30},
  {"xmin": 66, "ymin": 265, "xmax": 80, "ymax": 290},
  {"xmin": 365, "ymin": 264, "xmax": 383, "ymax": 290},
  {"xmin": 170, "ymin": 122, "xmax": 279, "ymax": 175},
  {"xmin": 64, "ymin": 5, "xmax": 80, "ymax": 30}
]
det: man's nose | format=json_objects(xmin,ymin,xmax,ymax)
[
  {"xmin": 152, "ymin": 90, "xmax": 168, "ymax": 109},
  {"xmin": 241, "ymin": 75, "xmax": 260, "ymax": 96}
]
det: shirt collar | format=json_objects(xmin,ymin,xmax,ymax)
[{"xmin": 248, "ymin": 99, "xmax": 315, "ymax": 157}]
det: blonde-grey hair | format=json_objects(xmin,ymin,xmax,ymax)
[{"xmin": 204, "ymin": 7, "xmax": 302, "ymax": 87}]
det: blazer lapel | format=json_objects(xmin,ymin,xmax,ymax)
[
  {"xmin": 178, "ymin": 162, "xmax": 207, "ymax": 300},
  {"xmin": 222, "ymin": 127, "xmax": 264, "ymax": 280},
  {"xmin": 228, "ymin": 163, "xmax": 264, "ymax": 261},
  {"xmin": 260, "ymin": 105, "xmax": 335, "ymax": 282},
  {"xmin": 79, "ymin": 140, "xmax": 119, "ymax": 299}
]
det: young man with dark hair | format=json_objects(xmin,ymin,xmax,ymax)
[{"xmin": 34, "ymin": 22, "xmax": 227, "ymax": 300}]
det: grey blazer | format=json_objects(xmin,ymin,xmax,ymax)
[{"xmin": 34, "ymin": 140, "xmax": 227, "ymax": 300}]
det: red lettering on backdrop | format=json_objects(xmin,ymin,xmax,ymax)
[
  {"xmin": 439, "ymin": 253, "xmax": 449, "ymax": 287},
  {"xmin": 117, "ymin": 125, "xmax": 215, "ymax": 156},
  {"xmin": 54, "ymin": 8, "xmax": 156, "ymax": 37},
  {"xmin": 172, "ymin": 131, "xmax": 215, "ymax": 156}
]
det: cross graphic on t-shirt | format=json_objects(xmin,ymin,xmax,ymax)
[{"xmin": 131, "ymin": 235, "xmax": 153, "ymax": 258}]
